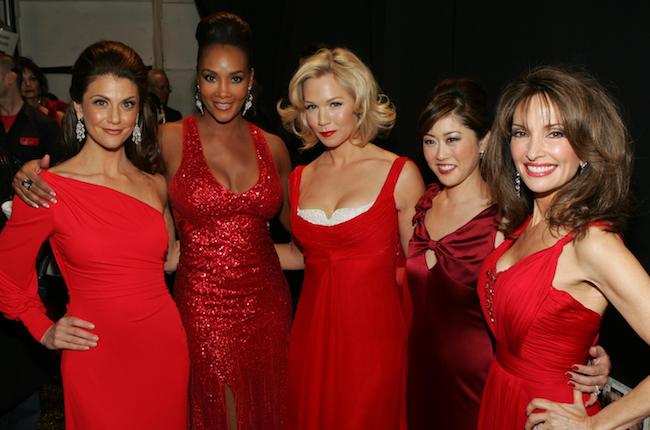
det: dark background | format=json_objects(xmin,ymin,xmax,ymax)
[{"xmin": 218, "ymin": 1, "xmax": 649, "ymax": 386}]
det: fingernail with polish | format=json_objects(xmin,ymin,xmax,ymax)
[{"xmin": 568, "ymin": 381, "xmax": 576, "ymax": 388}]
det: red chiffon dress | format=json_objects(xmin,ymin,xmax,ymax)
[
  {"xmin": 0, "ymin": 171, "xmax": 189, "ymax": 430},
  {"xmin": 169, "ymin": 116, "xmax": 291, "ymax": 430},
  {"xmin": 406, "ymin": 184, "xmax": 498, "ymax": 430},
  {"xmin": 477, "ymin": 219, "xmax": 602, "ymax": 428},
  {"xmin": 288, "ymin": 157, "xmax": 410, "ymax": 430}
]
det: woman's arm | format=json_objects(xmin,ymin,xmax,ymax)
[
  {"xmin": 265, "ymin": 132, "xmax": 293, "ymax": 233},
  {"xmin": 394, "ymin": 160, "xmax": 425, "ymax": 254},
  {"xmin": 526, "ymin": 227, "xmax": 650, "ymax": 429},
  {"xmin": 274, "ymin": 242, "xmax": 304, "ymax": 270}
]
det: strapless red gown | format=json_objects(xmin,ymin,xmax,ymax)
[
  {"xmin": 477, "ymin": 219, "xmax": 601, "ymax": 428},
  {"xmin": 406, "ymin": 184, "xmax": 497, "ymax": 430},
  {"xmin": 0, "ymin": 171, "xmax": 189, "ymax": 430},
  {"xmin": 288, "ymin": 157, "xmax": 410, "ymax": 430},
  {"xmin": 169, "ymin": 116, "xmax": 291, "ymax": 430}
]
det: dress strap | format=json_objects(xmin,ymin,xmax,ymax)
[
  {"xmin": 181, "ymin": 115, "xmax": 202, "ymax": 158},
  {"xmin": 288, "ymin": 166, "xmax": 305, "ymax": 214},
  {"xmin": 380, "ymin": 156, "xmax": 409, "ymax": 196}
]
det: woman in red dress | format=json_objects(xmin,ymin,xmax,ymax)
[
  {"xmin": 13, "ymin": 13, "xmax": 293, "ymax": 430},
  {"xmin": 276, "ymin": 47, "xmax": 425, "ymax": 430},
  {"xmin": 0, "ymin": 41, "xmax": 188, "ymax": 429},
  {"xmin": 406, "ymin": 79, "xmax": 610, "ymax": 429},
  {"xmin": 478, "ymin": 66, "xmax": 650, "ymax": 429}
]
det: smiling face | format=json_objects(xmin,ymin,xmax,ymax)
[
  {"xmin": 422, "ymin": 113, "xmax": 484, "ymax": 188},
  {"xmin": 510, "ymin": 94, "xmax": 582, "ymax": 199},
  {"xmin": 302, "ymin": 73, "xmax": 358, "ymax": 148},
  {"xmin": 196, "ymin": 44, "xmax": 253, "ymax": 124},
  {"xmin": 74, "ymin": 74, "xmax": 139, "ymax": 151}
]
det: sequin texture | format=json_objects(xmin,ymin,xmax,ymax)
[{"xmin": 169, "ymin": 116, "xmax": 291, "ymax": 429}]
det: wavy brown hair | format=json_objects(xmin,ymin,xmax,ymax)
[
  {"xmin": 482, "ymin": 65, "xmax": 632, "ymax": 239},
  {"xmin": 61, "ymin": 41, "xmax": 162, "ymax": 174},
  {"xmin": 277, "ymin": 47, "xmax": 396, "ymax": 150}
]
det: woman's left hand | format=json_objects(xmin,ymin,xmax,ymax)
[
  {"xmin": 568, "ymin": 345, "xmax": 610, "ymax": 406},
  {"xmin": 525, "ymin": 390, "xmax": 594, "ymax": 430}
]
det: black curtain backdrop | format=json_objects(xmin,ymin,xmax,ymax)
[{"xmin": 195, "ymin": 0, "xmax": 650, "ymax": 386}]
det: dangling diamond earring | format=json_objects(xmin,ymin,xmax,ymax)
[
  {"xmin": 132, "ymin": 114, "xmax": 142, "ymax": 145},
  {"xmin": 242, "ymin": 87, "xmax": 253, "ymax": 116},
  {"xmin": 479, "ymin": 149, "xmax": 485, "ymax": 160},
  {"xmin": 514, "ymin": 171, "xmax": 521, "ymax": 197},
  {"xmin": 75, "ymin": 116, "xmax": 86, "ymax": 142},
  {"xmin": 194, "ymin": 84, "xmax": 204, "ymax": 115}
]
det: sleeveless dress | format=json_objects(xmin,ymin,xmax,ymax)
[
  {"xmin": 0, "ymin": 171, "xmax": 189, "ymax": 430},
  {"xmin": 477, "ymin": 219, "xmax": 602, "ymax": 428},
  {"xmin": 168, "ymin": 116, "xmax": 291, "ymax": 430},
  {"xmin": 288, "ymin": 156, "xmax": 410, "ymax": 430},
  {"xmin": 406, "ymin": 183, "xmax": 497, "ymax": 430}
]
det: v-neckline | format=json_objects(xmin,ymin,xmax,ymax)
[{"xmin": 194, "ymin": 118, "xmax": 262, "ymax": 196}]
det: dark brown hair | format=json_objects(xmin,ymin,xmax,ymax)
[
  {"xmin": 417, "ymin": 78, "xmax": 490, "ymax": 140},
  {"xmin": 482, "ymin": 65, "xmax": 632, "ymax": 238},
  {"xmin": 15, "ymin": 56, "xmax": 49, "ymax": 96},
  {"xmin": 61, "ymin": 41, "xmax": 162, "ymax": 174}
]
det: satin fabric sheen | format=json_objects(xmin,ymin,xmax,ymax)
[{"xmin": 406, "ymin": 183, "xmax": 498, "ymax": 430}]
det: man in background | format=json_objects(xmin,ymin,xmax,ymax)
[{"xmin": 147, "ymin": 69, "xmax": 182, "ymax": 123}]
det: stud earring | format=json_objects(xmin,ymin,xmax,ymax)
[
  {"xmin": 75, "ymin": 116, "xmax": 86, "ymax": 142},
  {"xmin": 514, "ymin": 171, "xmax": 521, "ymax": 197},
  {"xmin": 194, "ymin": 84, "xmax": 204, "ymax": 115},
  {"xmin": 479, "ymin": 149, "xmax": 485, "ymax": 160},
  {"xmin": 242, "ymin": 87, "xmax": 253, "ymax": 116},
  {"xmin": 132, "ymin": 114, "xmax": 142, "ymax": 145},
  {"xmin": 579, "ymin": 161, "xmax": 588, "ymax": 173}
]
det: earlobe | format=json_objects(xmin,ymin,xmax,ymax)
[
  {"xmin": 72, "ymin": 101, "xmax": 83, "ymax": 120},
  {"xmin": 479, "ymin": 131, "xmax": 491, "ymax": 153}
]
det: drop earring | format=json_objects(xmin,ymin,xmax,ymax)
[
  {"xmin": 514, "ymin": 171, "xmax": 521, "ymax": 197},
  {"xmin": 75, "ymin": 116, "xmax": 86, "ymax": 142},
  {"xmin": 242, "ymin": 87, "xmax": 253, "ymax": 116},
  {"xmin": 194, "ymin": 84, "xmax": 204, "ymax": 115},
  {"xmin": 132, "ymin": 114, "xmax": 142, "ymax": 145}
]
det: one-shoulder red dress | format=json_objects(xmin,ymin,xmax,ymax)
[{"xmin": 0, "ymin": 171, "xmax": 189, "ymax": 430}]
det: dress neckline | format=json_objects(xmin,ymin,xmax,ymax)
[
  {"xmin": 293, "ymin": 157, "xmax": 404, "ymax": 228},
  {"xmin": 190, "ymin": 116, "xmax": 263, "ymax": 196},
  {"xmin": 43, "ymin": 170, "xmax": 164, "ymax": 216}
]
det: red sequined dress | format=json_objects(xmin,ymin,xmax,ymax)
[
  {"xmin": 288, "ymin": 157, "xmax": 410, "ymax": 430},
  {"xmin": 169, "ymin": 116, "xmax": 291, "ymax": 429},
  {"xmin": 477, "ymin": 219, "xmax": 601, "ymax": 428},
  {"xmin": 406, "ymin": 183, "xmax": 497, "ymax": 430},
  {"xmin": 0, "ymin": 171, "xmax": 189, "ymax": 430}
]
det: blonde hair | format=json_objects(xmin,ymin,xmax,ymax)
[{"xmin": 277, "ymin": 47, "xmax": 396, "ymax": 149}]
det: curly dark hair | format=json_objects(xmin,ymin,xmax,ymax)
[{"xmin": 482, "ymin": 65, "xmax": 632, "ymax": 239}]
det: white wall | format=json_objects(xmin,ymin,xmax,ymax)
[{"xmin": 16, "ymin": 0, "xmax": 199, "ymax": 116}]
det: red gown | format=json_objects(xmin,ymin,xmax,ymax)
[
  {"xmin": 169, "ymin": 116, "xmax": 291, "ymax": 430},
  {"xmin": 0, "ymin": 171, "xmax": 189, "ymax": 430},
  {"xmin": 406, "ymin": 184, "xmax": 497, "ymax": 430},
  {"xmin": 477, "ymin": 219, "xmax": 601, "ymax": 428},
  {"xmin": 288, "ymin": 157, "xmax": 410, "ymax": 430}
]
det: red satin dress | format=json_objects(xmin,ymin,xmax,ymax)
[
  {"xmin": 477, "ymin": 219, "xmax": 601, "ymax": 428},
  {"xmin": 0, "ymin": 171, "xmax": 189, "ymax": 430},
  {"xmin": 169, "ymin": 116, "xmax": 291, "ymax": 430},
  {"xmin": 288, "ymin": 157, "xmax": 410, "ymax": 430},
  {"xmin": 406, "ymin": 184, "xmax": 497, "ymax": 430}
]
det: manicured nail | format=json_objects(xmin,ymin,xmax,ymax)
[
  {"xmin": 572, "ymin": 365, "xmax": 580, "ymax": 371},
  {"xmin": 568, "ymin": 381, "xmax": 576, "ymax": 388},
  {"xmin": 565, "ymin": 372, "xmax": 573, "ymax": 379},
  {"xmin": 42, "ymin": 203, "xmax": 50, "ymax": 209}
]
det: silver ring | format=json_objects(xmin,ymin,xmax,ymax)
[
  {"xmin": 20, "ymin": 178, "xmax": 33, "ymax": 190},
  {"xmin": 594, "ymin": 384, "xmax": 601, "ymax": 396}
]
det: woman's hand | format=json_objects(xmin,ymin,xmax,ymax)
[
  {"xmin": 164, "ymin": 239, "xmax": 181, "ymax": 273},
  {"xmin": 40, "ymin": 316, "xmax": 98, "ymax": 351},
  {"xmin": 12, "ymin": 156, "xmax": 56, "ymax": 208},
  {"xmin": 568, "ymin": 345, "xmax": 611, "ymax": 406},
  {"xmin": 525, "ymin": 390, "xmax": 594, "ymax": 430}
]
